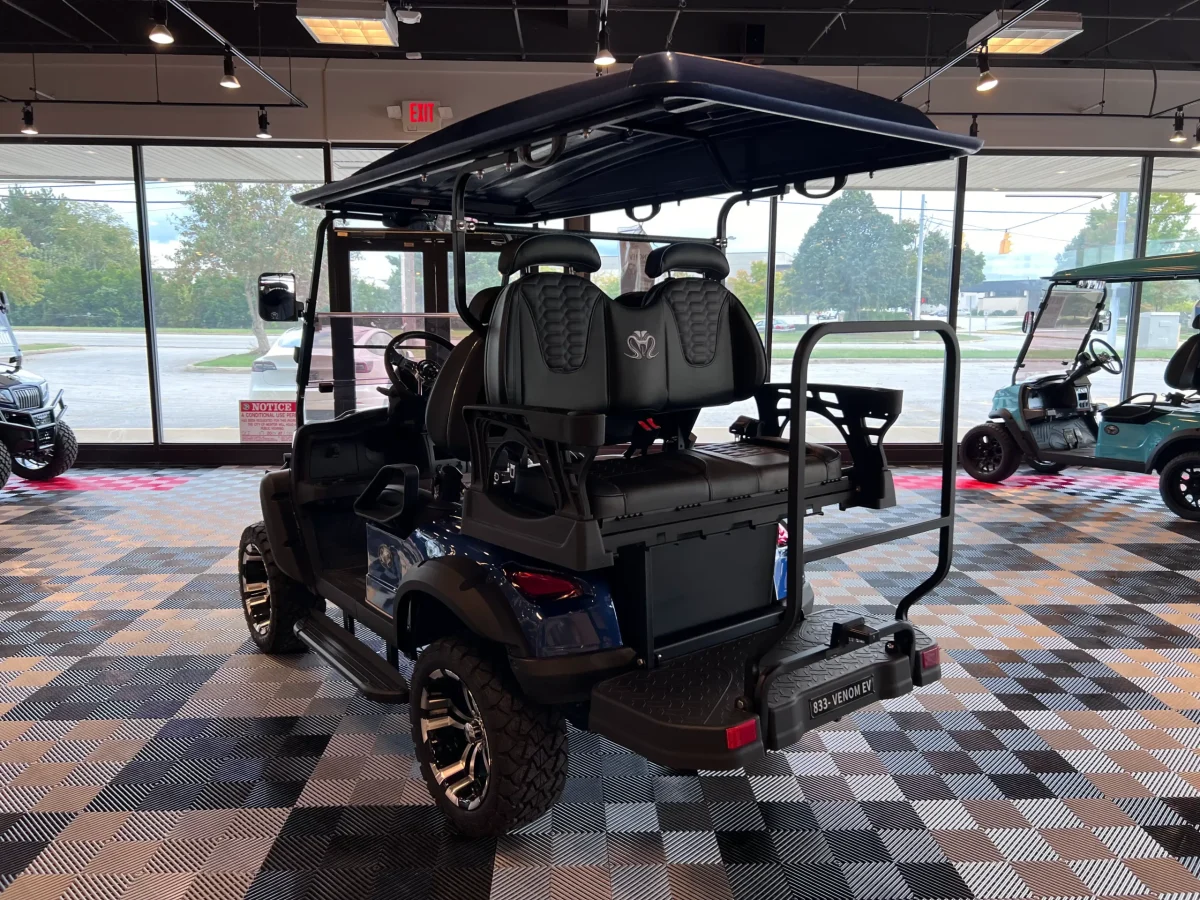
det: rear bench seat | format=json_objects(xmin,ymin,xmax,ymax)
[{"xmin": 482, "ymin": 235, "xmax": 843, "ymax": 521}]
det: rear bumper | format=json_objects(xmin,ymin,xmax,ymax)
[{"xmin": 586, "ymin": 608, "xmax": 940, "ymax": 771}]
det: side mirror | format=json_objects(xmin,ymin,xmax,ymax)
[
  {"xmin": 1022, "ymin": 311, "xmax": 1034, "ymax": 334},
  {"xmin": 258, "ymin": 273, "xmax": 298, "ymax": 322},
  {"xmin": 1096, "ymin": 309, "xmax": 1112, "ymax": 331}
]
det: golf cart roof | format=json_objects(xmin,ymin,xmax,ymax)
[
  {"xmin": 294, "ymin": 52, "xmax": 981, "ymax": 223},
  {"xmin": 1051, "ymin": 250, "xmax": 1200, "ymax": 283}
]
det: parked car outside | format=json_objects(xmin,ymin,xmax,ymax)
[{"xmin": 248, "ymin": 325, "xmax": 395, "ymax": 410}]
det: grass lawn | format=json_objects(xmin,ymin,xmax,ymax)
[
  {"xmin": 771, "ymin": 332, "xmax": 982, "ymax": 345},
  {"xmin": 195, "ymin": 352, "xmax": 259, "ymax": 368},
  {"xmin": 771, "ymin": 346, "xmax": 1182, "ymax": 361},
  {"xmin": 22, "ymin": 343, "xmax": 75, "ymax": 352}
]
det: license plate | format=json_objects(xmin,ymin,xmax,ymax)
[{"xmin": 809, "ymin": 675, "xmax": 875, "ymax": 719}]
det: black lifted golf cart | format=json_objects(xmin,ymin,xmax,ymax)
[
  {"xmin": 0, "ymin": 290, "xmax": 78, "ymax": 489},
  {"xmin": 239, "ymin": 52, "xmax": 976, "ymax": 835}
]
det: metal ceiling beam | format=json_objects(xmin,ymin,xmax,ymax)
[
  {"xmin": 57, "ymin": 0, "xmax": 119, "ymax": 43},
  {"xmin": 1076, "ymin": 0, "xmax": 1200, "ymax": 65},
  {"xmin": 512, "ymin": 0, "xmax": 526, "ymax": 60},
  {"xmin": 895, "ymin": 0, "xmax": 1051, "ymax": 102},
  {"xmin": 163, "ymin": 0, "xmax": 307, "ymax": 107},
  {"xmin": 1, "ymin": 0, "xmax": 90, "ymax": 48}
]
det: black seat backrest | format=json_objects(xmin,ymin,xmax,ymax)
[
  {"xmin": 425, "ymin": 286, "xmax": 500, "ymax": 459},
  {"xmin": 484, "ymin": 234, "xmax": 609, "ymax": 411},
  {"xmin": 479, "ymin": 238, "xmax": 766, "ymax": 433},
  {"xmin": 1165, "ymin": 332, "xmax": 1200, "ymax": 391},
  {"xmin": 637, "ymin": 242, "xmax": 767, "ymax": 410}
]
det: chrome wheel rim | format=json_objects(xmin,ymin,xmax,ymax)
[
  {"xmin": 1173, "ymin": 467, "xmax": 1200, "ymax": 510},
  {"xmin": 240, "ymin": 543, "xmax": 272, "ymax": 637},
  {"xmin": 419, "ymin": 668, "xmax": 490, "ymax": 811},
  {"xmin": 13, "ymin": 452, "xmax": 50, "ymax": 470}
]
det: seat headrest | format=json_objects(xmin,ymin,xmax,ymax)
[
  {"xmin": 645, "ymin": 242, "xmax": 729, "ymax": 280},
  {"xmin": 468, "ymin": 286, "xmax": 501, "ymax": 325},
  {"xmin": 497, "ymin": 234, "xmax": 601, "ymax": 276}
]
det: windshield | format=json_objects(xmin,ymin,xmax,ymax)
[
  {"xmin": 0, "ymin": 302, "xmax": 19, "ymax": 370},
  {"xmin": 1014, "ymin": 283, "xmax": 1106, "ymax": 381}
]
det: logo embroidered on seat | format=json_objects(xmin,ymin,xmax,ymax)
[{"xmin": 625, "ymin": 330, "xmax": 658, "ymax": 360}]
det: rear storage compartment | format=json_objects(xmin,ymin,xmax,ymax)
[{"xmin": 609, "ymin": 522, "xmax": 779, "ymax": 665}]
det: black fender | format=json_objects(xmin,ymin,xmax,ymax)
[
  {"xmin": 1149, "ymin": 429, "xmax": 1200, "ymax": 472},
  {"xmin": 258, "ymin": 470, "xmax": 308, "ymax": 583},
  {"xmin": 994, "ymin": 409, "xmax": 1040, "ymax": 458},
  {"xmin": 396, "ymin": 555, "xmax": 529, "ymax": 656}
]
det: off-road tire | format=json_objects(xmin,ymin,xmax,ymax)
[
  {"xmin": 411, "ymin": 636, "xmax": 567, "ymax": 837},
  {"xmin": 1026, "ymin": 457, "xmax": 1068, "ymax": 475},
  {"xmin": 11, "ymin": 421, "xmax": 78, "ymax": 481},
  {"xmin": 238, "ymin": 522, "xmax": 322, "ymax": 653},
  {"xmin": 0, "ymin": 441, "xmax": 11, "ymax": 490},
  {"xmin": 1159, "ymin": 451, "xmax": 1200, "ymax": 522},
  {"xmin": 961, "ymin": 422, "xmax": 1021, "ymax": 483}
]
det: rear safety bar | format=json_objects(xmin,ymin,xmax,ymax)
[{"xmin": 785, "ymin": 320, "xmax": 960, "ymax": 629}]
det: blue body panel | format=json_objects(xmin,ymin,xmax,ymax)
[
  {"xmin": 366, "ymin": 517, "xmax": 623, "ymax": 658},
  {"xmin": 1094, "ymin": 408, "xmax": 1200, "ymax": 466}
]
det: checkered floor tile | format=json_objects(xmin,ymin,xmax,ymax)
[{"xmin": 2, "ymin": 465, "xmax": 1200, "ymax": 899}]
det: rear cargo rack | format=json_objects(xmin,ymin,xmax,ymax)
[{"xmin": 785, "ymin": 320, "xmax": 960, "ymax": 628}]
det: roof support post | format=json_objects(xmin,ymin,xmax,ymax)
[{"xmin": 452, "ymin": 169, "xmax": 485, "ymax": 333}]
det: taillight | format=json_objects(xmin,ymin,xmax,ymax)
[
  {"xmin": 355, "ymin": 361, "xmax": 372, "ymax": 374},
  {"xmin": 726, "ymin": 719, "xmax": 758, "ymax": 750},
  {"xmin": 920, "ymin": 646, "xmax": 941, "ymax": 670},
  {"xmin": 504, "ymin": 567, "xmax": 584, "ymax": 603},
  {"xmin": 777, "ymin": 523, "xmax": 788, "ymax": 547},
  {"xmin": 251, "ymin": 360, "xmax": 276, "ymax": 372}
]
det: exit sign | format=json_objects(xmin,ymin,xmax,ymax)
[{"xmin": 402, "ymin": 100, "xmax": 438, "ymax": 133}]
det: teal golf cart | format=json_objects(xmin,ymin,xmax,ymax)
[{"xmin": 960, "ymin": 251, "xmax": 1200, "ymax": 520}]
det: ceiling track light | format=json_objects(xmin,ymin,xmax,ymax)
[
  {"xmin": 595, "ymin": 18, "xmax": 615, "ymax": 67},
  {"xmin": 20, "ymin": 102, "xmax": 37, "ymax": 136},
  {"xmin": 976, "ymin": 43, "xmax": 998, "ymax": 92},
  {"xmin": 256, "ymin": 106, "xmax": 272, "ymax": 139},
  {"xmin": 969, "ymin": 114, "xmax": 979, "ymax": 138},
  {"xmin": 1171, "ymin": 108, "xmax": 1188, "ymax": 144},
  {"xmin": 149, "ymin": 0, "xmax": 174, "ymax": 44},
  {"xmin": 220, "ymin": 48, "xmax": 240, "ymax": 89}
]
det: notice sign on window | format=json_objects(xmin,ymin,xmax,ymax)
[{"xmin": 239, "ymin": 401, "xmax": 296, "ymax": 443}]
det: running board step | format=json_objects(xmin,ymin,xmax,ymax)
[{"xmin": 294, "ymin": 614, "xmax": 409, "ymax": 703}]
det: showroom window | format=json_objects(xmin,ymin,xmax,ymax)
[
  {"xmin": 1131, "ymin": 156, "xmax": 1200, "ymax": 399},
  {"xmin": 773, "ymin": 161, "xmax": 960, "ymax": 445},
  {"xmin": 141, "ymin": 145, "xmax": 327, "ymax": 443},
  {"xmin": 0, "ymin": 144, "xmax": 153, "ymax": 442},
  {"xmin": 960, "ymin": 155, "xmax": 1142, "ymax": 429}
]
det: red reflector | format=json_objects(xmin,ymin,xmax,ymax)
[
  {"xmin": 777, "ymin": 523, "xmax": 788, "ymax": 547},
  {"xmin": 505, "ymin": 567, "xmax": 583, "ymax": 603},
  {"xmin": 920, "ymin": 646, "xmax": 941, "ymax": 670},
  {"xmin": 726, "ymin": 718, "xmax": 758, "ymax": 750}
]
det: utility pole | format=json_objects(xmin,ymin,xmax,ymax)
[{"xmin": 913, "ymin": 194, "xmax": 927, "ymax": 341}]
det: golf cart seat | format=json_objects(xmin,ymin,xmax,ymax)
[
  {"xmin": 425, "ymin": 285, "xmax": 500, "ymax": 459},
  {"xmin": 1100, "ymin": 326, "xmax": 1200, "ymax": 424},
  {"xmin": 452, "ymin": 235, "xmax": 868, "ymax": 568}
]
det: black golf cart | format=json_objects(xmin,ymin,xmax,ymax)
[
  {"xmin": 0, "ymin": 290, "xmax": 77, "ymax": 489},
  {"xmin": 239, "ymin": 52, "xmax": 976, "ymax": 835}
]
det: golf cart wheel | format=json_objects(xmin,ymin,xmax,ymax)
[
  {"xmin": 238, "ymin": 522, "xmax": 322, "ymax": 653},
  {"xmin": 411, "ymin": 636, "xmax": 567, "ymax": 837},
  {"xmin": 1159, "ymin": 451, "xmax": 1200, "ymax": 521},
  {"xmin": 11, "ymin": 422, "xmax": 78, "ymax": 482},
  {"xmin": 961, "ymin": 422, "xmax": 1021, "ymax": 483},
  {"xmin": 0, "ymin": 441, "xmax": 11, "ymax": 490},
  {"xmin": 1027, "ymin": 457, "xmax": 1068, "ymax": 475}
]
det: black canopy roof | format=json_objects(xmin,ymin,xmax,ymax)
[{"xmin": 295, "ymin": 52, "xmax": 981, "ymax": 223}]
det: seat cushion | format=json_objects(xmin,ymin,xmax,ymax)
[{"xmin": 584, "ymin": 441, "xmax": 843, "ymax": 518}]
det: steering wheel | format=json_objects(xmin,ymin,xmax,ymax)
[
  {"xmin": 383, "ymin": 330, "xmax": 455, "ymax": 397},
  {"xmin": 1087, "ymin": 337, "xmax": 1123, "ymax": 375}
]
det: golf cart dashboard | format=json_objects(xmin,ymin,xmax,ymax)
[{"xmin": 1024, "ymin": 381, "xmax": 1091, "ymax": 417}]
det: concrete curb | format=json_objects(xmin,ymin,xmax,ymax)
[
  {"xmin": 22, "ymin": 346, "xmax": 85, "ymax": 357},
  {"xmin": 184, "ymin": 365, "xmax": 250, "ymax": 373}
]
